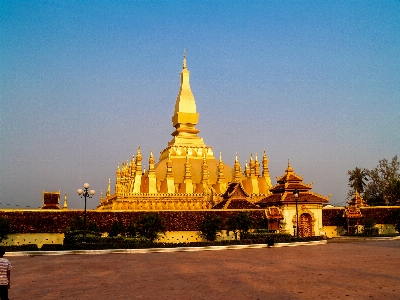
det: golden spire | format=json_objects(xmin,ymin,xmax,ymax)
[
  {"xmin": 234, "ymin": 153, "xmax": 242, "ymax": 181},
  {"xmin": 106, "ymin": 178, "xmax": 110, "ymax": 197},
  {"xmin": 245, "ymin": 161, "xmax": 250, "ymax": 177},
  {"xmin": 217, "ymin": 152, "xmax": 225, "ymax": 182},
  {"xmin": 115, "ymin": 163, "xmax": 121, "ymax": 194},
  {"xmin": 183, "ymin": 48, "xmax": 187, "ymax": 69},
  {"xmin": 286, "ymin": 159, "xmax": 293, "ymax": 173},
  {"xmin": 130, "ymin": 154, "xmax": 135, "ymax": 172},
  {"xmin": 168, "ymin": 51, "xmax": 205, "ymax": 149},
  {"xmin": 262, "ymin": 150, "xmax": 270, "ymax": 178},
  {"xmin": 63, "ymin": 194, "xmax": 68, "ymax": 210},
  {"xmin": 136, "ymin": 146, "xmax": 142, "ymax": 173},
  {"xmin": 136, "ymin": 146, "xmax": 142, "ymax": 162},
  {"xmin": 250, "ymin": 153, "xmax": 255, "ymax": 177},
  {"xmin": 148, "ymin": 151, "xmax": 155, "ymax": 171},
  {"xmin": 255, "ymin": 153, "xmax": 260, "ymax": 177}
]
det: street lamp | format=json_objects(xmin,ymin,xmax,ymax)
[
  {"xmin": 293, "ymin": 189, "xmax": 300, "ymax": 239},
  {"xmin": 77, "ymin": 183, "xmax": 95, "ymax": 242}
]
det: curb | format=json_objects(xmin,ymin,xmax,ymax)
[{"xmin": 6, "ymin": 240, "xmax": 327, "ymax": 257}]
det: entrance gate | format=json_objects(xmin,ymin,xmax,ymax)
[{"xmin": 299, "ymin": 213, "xmax": 312, "ymax": 237}]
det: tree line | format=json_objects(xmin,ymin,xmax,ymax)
[{"xmin": 348, "ymin": 155, "xmax": 400, "ymax": 206}]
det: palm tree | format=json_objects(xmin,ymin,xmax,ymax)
[{"xmin": 348, "ymin": 167, "xmax": 368, "ymax": 194}]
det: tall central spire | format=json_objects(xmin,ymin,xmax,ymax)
[{"xmin": 169, "ymin": 50, "xmax": 205, "ymax": 147}]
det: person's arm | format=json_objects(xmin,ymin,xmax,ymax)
[{"xmin": 7, "ymin": 270, "xmax": 10, "ymax": 289}]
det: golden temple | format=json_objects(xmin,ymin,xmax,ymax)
[{"xmin": 97, "ymin": 53, "xmax": 273, "ymax": 210}]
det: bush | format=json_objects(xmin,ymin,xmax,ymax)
[
  {"xmin": 108, "ymin": 220, "xmax": 125, "ymax": 237},
  {"xmin": 198, "ymin": 214, "xmax": 222, "ymax": 241},
  {"xmin": 63, "ymin": 230, "xmax": 102, "ymax": 246},
  {"xmin": 243, "ymin": 232, "xmax": 323, "ymax": 243},
  {"xmin": 362, "ymin": 218, "xmax": 379, "ymax": 236},
  {"xmin": 226, "ymin": 212, "xmax": 252, "ymax": 240},
  {"xmin": 62, "ymin": 236, "xmax": 153, "ymax": 250},
  {"xmin": 137, "ymin": 213, "xmax": 166, "ymax": 242},
  {"xmin": 126, "ymin": 221, "xmax": 137, "ymax": 237},
  {"xmin": 387, "ymin": 210, "xmax": 400, "ymax": 233},
  {"xmin": 5, "ymin": 244, "xmax": 39, "ymax": 252},
  {"xmin": 0, "ymin": 217, "xmax": 10, "ymax": 243},
  {"xmin": 41, "ymin": 244, "xmax": 64, "ymax": 251}
]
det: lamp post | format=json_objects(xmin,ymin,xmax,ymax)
[
  {"xmin": 293, "ymin": 189, "xmax": 300, "ymax": 239},
  {"xmin": 77, "ymin": 183, "xmax": 95, "ymax": 242}
]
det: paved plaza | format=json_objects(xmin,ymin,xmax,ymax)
[{"xmin": 7, "ymin": 239, "xmax": 400, "ymax": 299}]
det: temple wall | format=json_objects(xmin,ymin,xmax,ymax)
[
  {"xmin": 321, "ymin": 226, "xmax": 346, "ymax": 238},
  {"xmin": 322, "ymin": 224, "xmax": 397, "ymax": 238},
  {"xmin": 0, "ymin": 231, "xmax": 240, "ymax": 248},
  {"xmin": 156, "ymin": 230, "xmax": 237, "ymax": 243},
  {"xmin": 1, "ymin": 233, "xmax": 64, "ymax": 248},
  {"xmin": 0, "ymin": 209, "xmax": 265, "ymax": 234},
  {"xmin": 322, "ymin": 206, "xmax": 400, "ymax": 237}
]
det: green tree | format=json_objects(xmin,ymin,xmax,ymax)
[
  {"xmin": 137, "ymin": 213, "xmax": 166, "ymax": 242},
  {"xmin": 385, "ymin": 178, "xmax": 400, "ymax": 206},
  {"xmin": 88, "ymin": 222, "xmax": 99, "ymax": 233},
  {"xmin": 108, "ymin": 220, "xmax": 125, "ymax": 237},
  {"xmin": 69, "ymin": 216, "xmax": 84, "ymax": 231},
  {"xmin": 387, "ymin": 210, "xmax": 400, "ymax": 233},
  {"xmin": 0, "ymin": 216, "xmax": 10, "ymax": 243},
  {"xmin": 198, "ymin": 214, "xmax": 222, "ymax": 241},
  {"xmin": 227, "ymin": 212, "xmax": 252, "ymax": 240},
  {"xmin": 362, "ymin": 218, "xmax": 378, "ymax": 236},
  {"xmin": 365, "ymin": 156, "xmax": 400, "ymax": 205},
  {"xmin": 347, "ymin": 167, "xmax": 368, "ymax": 199},
  {"xmin": 126, "ymin": 221, "xmax": 137, "ymax": 238},
  {"xmin": 67, "ymin": 216, "xmax": 98, "ymax": 233}
]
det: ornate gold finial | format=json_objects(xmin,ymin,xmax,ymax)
[
  {"xmin": 149, "ymin": 150, "xmax": 155, "ymax": 166},
  {"xmin": 286, "ymin": 159, "xmax": 293, "ymax": 173},
  {"xmin": 235, "ymin": 152, "xmax": 238, "ymax": 162},
  {"xmin": 63, "ymin": 194, "xmax": 68, "ymax": 210},
  {"xmin": 183, "ymin": 48, "xmax": 187, "ymax": 69},
  {"xmin": 219, "ymin": 152, "xmax": 222, "ymax": 162}
]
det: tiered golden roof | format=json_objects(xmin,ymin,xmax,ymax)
[{"xmin": 257, "ymin": 161, "xmax": 330, "ymax": 207}]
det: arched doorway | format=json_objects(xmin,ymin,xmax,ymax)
[{"xmin": 299, "ymin": 213, "xmax": 313, "ymax": 237}]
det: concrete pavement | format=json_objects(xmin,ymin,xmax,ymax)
[{"xmin": 7, "ymin": 239, "xmax": 400, "ymax": 299}]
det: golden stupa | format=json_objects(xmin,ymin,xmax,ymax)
[{"xmin": 97, "ymin": 52, "xmax": 273, "ymax": 210}]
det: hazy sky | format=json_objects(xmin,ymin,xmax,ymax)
[{"xmin": 1, "ymin": 1, "xmax": 399, "ymax": 209}]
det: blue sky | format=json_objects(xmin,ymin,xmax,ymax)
[{"xmin": 1, "ymin": 1, "xmax": 399, "ymax": 209}]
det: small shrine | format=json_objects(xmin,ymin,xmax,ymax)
[
  {"xmin": 344, "ymin": 190, "xmax": 368, "ymax": 234},
  {"xmin": 265, "ymin": 206, "xmax": 284, "ymax": 232},
  {"xmin": 257, "ymin": 161, "xmax": 330, "ymax": 237}
]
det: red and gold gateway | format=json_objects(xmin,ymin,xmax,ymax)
[{"xmin": 257, "ymin": 162, "xmax": 330, "ymax": 236}]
